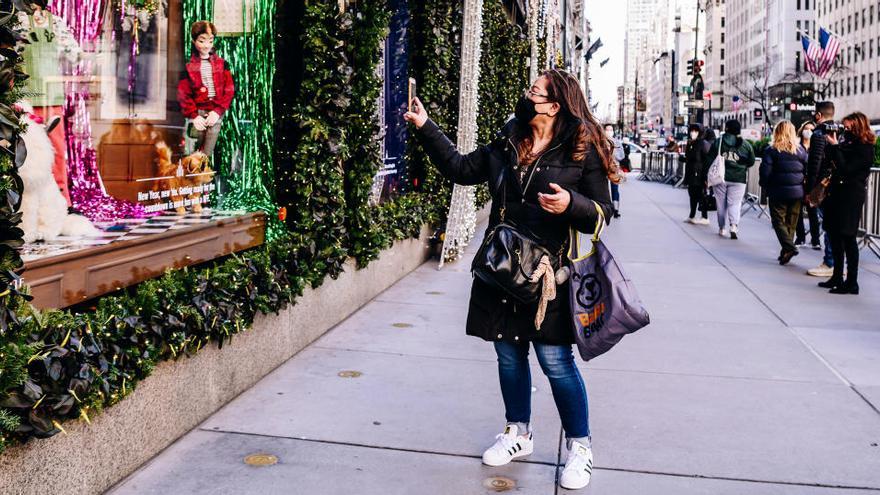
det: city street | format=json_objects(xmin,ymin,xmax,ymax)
[{"xmin": 109, "ymin": 177, "xmax": 880, "ymax": 494}]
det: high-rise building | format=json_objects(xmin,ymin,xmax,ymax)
[
  {"xmin": 720, "ymin": 0, "xmax": 769, "ymax": 128},
  {"xmin": 623, "ymin": 0, "xmax": 659, "ymax": 131},
  {"xmin": 818, "ymin": 0, "xmax": 880, "ymax": 122},
  {"xmin": 703, "ymin": 0, "xmax": 727, "ymax": 127},
  {"xmin": 638, "ymin": 0, "xmax": 703, "ymax": 134}
]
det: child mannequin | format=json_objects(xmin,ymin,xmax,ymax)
[{"xmin": 177, "ymin": 21, "xmax": 234, "ymax": 155}]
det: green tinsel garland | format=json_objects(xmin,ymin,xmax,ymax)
[{"xmin": 182, "ymin": 0, "xmax": 283, "ymax": 239}]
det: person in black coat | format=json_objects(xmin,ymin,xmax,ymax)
[
  {"xmin": 816, "ymin": 112, "xmax": 876, "ymax": 294},
  {"xmin": 805, "ymin": 102, "xmax": 837, "ymax": 278},
  {"xmin": 760, "ymin": 120, "xmax": 807, "ymax": 264},
  {"xmin": 681, "ymin": 123, "xmax": 710, "ymax": 224},
  {"xmin": 405, "ymin": 69, "xmax": 614, "ymax": 488}
]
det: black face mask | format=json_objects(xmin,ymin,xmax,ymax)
[{"xmin": 515, "ymin": 95, "xmax": 550, "ymax": 123}]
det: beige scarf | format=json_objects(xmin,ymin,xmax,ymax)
[{"xmin": 529, "ymin": 255, "xmax": 557, "ymax": 330}]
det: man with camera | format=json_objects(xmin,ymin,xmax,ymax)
[{"xmin": 805, "ymin": 101, "xmax": 837, "ymax": 278}]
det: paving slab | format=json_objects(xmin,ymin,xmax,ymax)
[
  {"xmin": 109, "ymin": 430, "xmax": 558, "ymax": 495},
  {"xmin": 588, "ymin": 368, "xmax": 880, "ymax": 488},
  {"xmin": 583, "ymin": 469, "xmax": 880, "ymax": 495},
  {"xmin": 580, "ymin": 319, "xmax": 841, "ymax": 384},
  {"xmin": 793, "ymin": 327, "xmax": 880, "ymax": 387},
  {"xmin": 311, "ymin": 299, "xmax": 492, "ymax": 363},
  {"xmin": 200, "ymin": 346, "xmax": 565, "ymax": 464}
]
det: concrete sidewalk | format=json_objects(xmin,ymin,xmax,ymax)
[{"xmin": 109, "ymin": 178, "xmax": 880, "ymax": 494}]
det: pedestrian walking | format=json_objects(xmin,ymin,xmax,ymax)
[
  {"xmin": 405, "ymin": 69, "xmax": 615, "ymax": 490},
  {"xmin": 620, "ymin": 142, "xmax": 632, "ymax": 173},
  {"xmin": 794, "ymin": 121, "xmax": 820, "ymax": 249},
  {"xmin": 682, "ymin": 124, "xmax": 710, "ymax": 224},
  {"xmin": 759, "ymin": 121, "xmax": 807, "ymax": 265},
  {"xmin": 605, "ymin": 123, "xmax": 624, "ymax": 218},
  {"xmin": 816, "ymin": 112, "xmax": 876, "ymax": 295},
  {"xmin": 806, "ymin": 102, "xmax": 837, "ymax": 277},
  {"xmin": 706, "ymin": 119, "xmax": 756, "ymax": 239}
]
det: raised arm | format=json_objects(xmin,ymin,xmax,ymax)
[{"xmin": 414, "ymin": 119, "xmax": 492, "ymax": 185}]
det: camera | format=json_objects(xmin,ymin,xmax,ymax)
[{"xmin": 818, "ymin": 121, "xmax": 844, "ymax": 135}]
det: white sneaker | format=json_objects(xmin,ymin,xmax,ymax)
[
  {"xmin": 696, "ymin": 218, "xmax": 710, "ymax": 225},
  {"xmin": 719, "ymin": 228, "xmax": 728, "ymax": 237},
  {"xmin": 559, "ymin": 439, "xmax": 593, "ymax": 490},
  {"xmin": 482, "ymin": 425, "xmax": 534, "ymax": 466},
  {"xmin": 807, "ymin": 263, "xmax": 834, "ymax": 277}
]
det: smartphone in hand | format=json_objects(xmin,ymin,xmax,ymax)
[{"xmin": 408, "ymin": 77, "xmax": 417, "ymax": 113}]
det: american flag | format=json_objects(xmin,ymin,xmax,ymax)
[
  {"xmin": 801, "ymin": 35, "xmax": 821, "ymax": 74},
  {"xmin": 802, "ymin": 27, "xmax": 842, "ymax": 78}
]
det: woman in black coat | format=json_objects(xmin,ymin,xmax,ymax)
[
  {"xmin": 405, "ymin": 69, "xmax": 614, "ymax": 490},
  {"xmin": 682, "ymin": 123, "xmax": 710, "ymax": 224},
  {"xmin": 759, "ymin": 120, "xmax": 807, "ymax": 264},
  {"xmin": 817, "ymin": 112, "xmax": 876, "ymax": 294}
]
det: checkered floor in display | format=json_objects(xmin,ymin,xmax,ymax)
[{"xmin": 20, "ymin": 209, "xmax": 247, "ymax": 263}]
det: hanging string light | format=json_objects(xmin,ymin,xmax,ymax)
[{"xmin": 439, "ymin": 0, "xmax": 483, "ymax": 268}]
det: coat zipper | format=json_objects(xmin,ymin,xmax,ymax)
[{"xmin": 522, "ymin": 142, "xmax": 562, "ymax": 203}]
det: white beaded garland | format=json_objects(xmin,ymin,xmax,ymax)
[{"xmin": 439, "ymin": 0, "xmax": 484, "ymax": 268}]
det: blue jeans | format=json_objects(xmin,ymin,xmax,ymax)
[
  {"xmin": 494, "ymin": 341, "xmax": 590, "ymax": 439},
  {"xmin": 818, "ymin": 207, "xmax": 834, "ymax": 267},
  {"xmin": 610, "ymin": 182, "xmax": 620, "ymax": 202}
]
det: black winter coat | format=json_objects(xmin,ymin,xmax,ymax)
[
  {"xmin": 416, "ymin": 117, "xmax": 613, "ymax": 345},
  {"xmin": 821, "ymin": 141, "xmax": 875, "ymax": 236},
  {"xmin": 681, "ymin": 138, "xmax": 710, "ymax": 187},
  {"xmin": 759, "ymin": 146, "xmax": 807, "ymax": 201}
]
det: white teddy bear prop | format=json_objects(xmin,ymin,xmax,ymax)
[{"xmin": 18, "ymin": 102, "xmax": 99, "ymax": 243}]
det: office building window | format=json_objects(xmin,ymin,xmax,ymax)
[
  {"xmin": 720, "ymin": 64, "xmax": 724, "ymax": 76},
  {"xmin": 862, "ymin": 74, "xmax": 866, "ymax": 93},
  {"xmin": 870, "ymin": 73, "xmax": 874, "ymax": 93},
  {"xmin": 796, "ymin": 51, "xmax": 801, "ymax": 72},
  {"xmin": 796, "ymin": 21, "xmax": 801, "ymax": 40},
  {"xmin": 797, "ymin": 0, "xmax": 801, "ymax": 9}
]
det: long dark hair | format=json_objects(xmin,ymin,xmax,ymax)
[
  {"xmin": 514, "ymin": 69, "xmax": 617, "ymax": 182},
  {"xmin": 842, "ymin": 112, "xmax": 877, "ymax": 145}
]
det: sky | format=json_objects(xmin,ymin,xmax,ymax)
[{"xmin": 585, "ymin": 1, "xmax": 627, "ymax": 123}]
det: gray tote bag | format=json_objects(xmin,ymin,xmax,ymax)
[{"xmin": 568, "ymin": 206, "xmax": 650, "ymax": 362}]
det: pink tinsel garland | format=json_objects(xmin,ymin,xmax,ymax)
[{"xmin": 49, "ymin": 0, "xmax": 146, "ymax": 221}]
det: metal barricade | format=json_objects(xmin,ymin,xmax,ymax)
[
  {"xmin": 741, "ymin": 159, "xmax": 768, "ymax": 219},
  {"xmin": 672, "ymin": 153, "xmax": 686, "ymax": 188},
  {"xmin": 859, "ymin": 168, "xmax": 880, "ymax": 258}
]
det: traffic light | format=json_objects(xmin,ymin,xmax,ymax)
[{"xmin": 687, "ymin": 59, "xmax": 704, "ymax": 76}]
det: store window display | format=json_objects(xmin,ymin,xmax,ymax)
[
  {"xmin": 17, "ymin": 0, "xmax": 80, "ymax": 205},
  {"xmin": 177, "ymin": 20, "xmax": 234, "ymax": 156}
]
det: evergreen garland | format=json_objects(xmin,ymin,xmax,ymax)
[
  {"xmin": 342, "ymin": 0, "xmax": 390, "ymax": 268},
  {"xmin": 274, "ymin": 0, "xmax": 349, "ymax": 282},
  {"xmin": 405, "ymin": 0, "xmax": 463, "ymax": 216},
  {"xmin": 0, "ymin": 6, "xmax": 35, "ymax": 452}
]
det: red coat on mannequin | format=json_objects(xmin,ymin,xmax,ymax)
[{"xmin": 177, "ymin": 53, "xmax": 234, "ymax": 119}]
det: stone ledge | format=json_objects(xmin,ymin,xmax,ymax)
[{"xmin": 0, "ymin": 226, "xmax": 433, "ymax": 495}]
